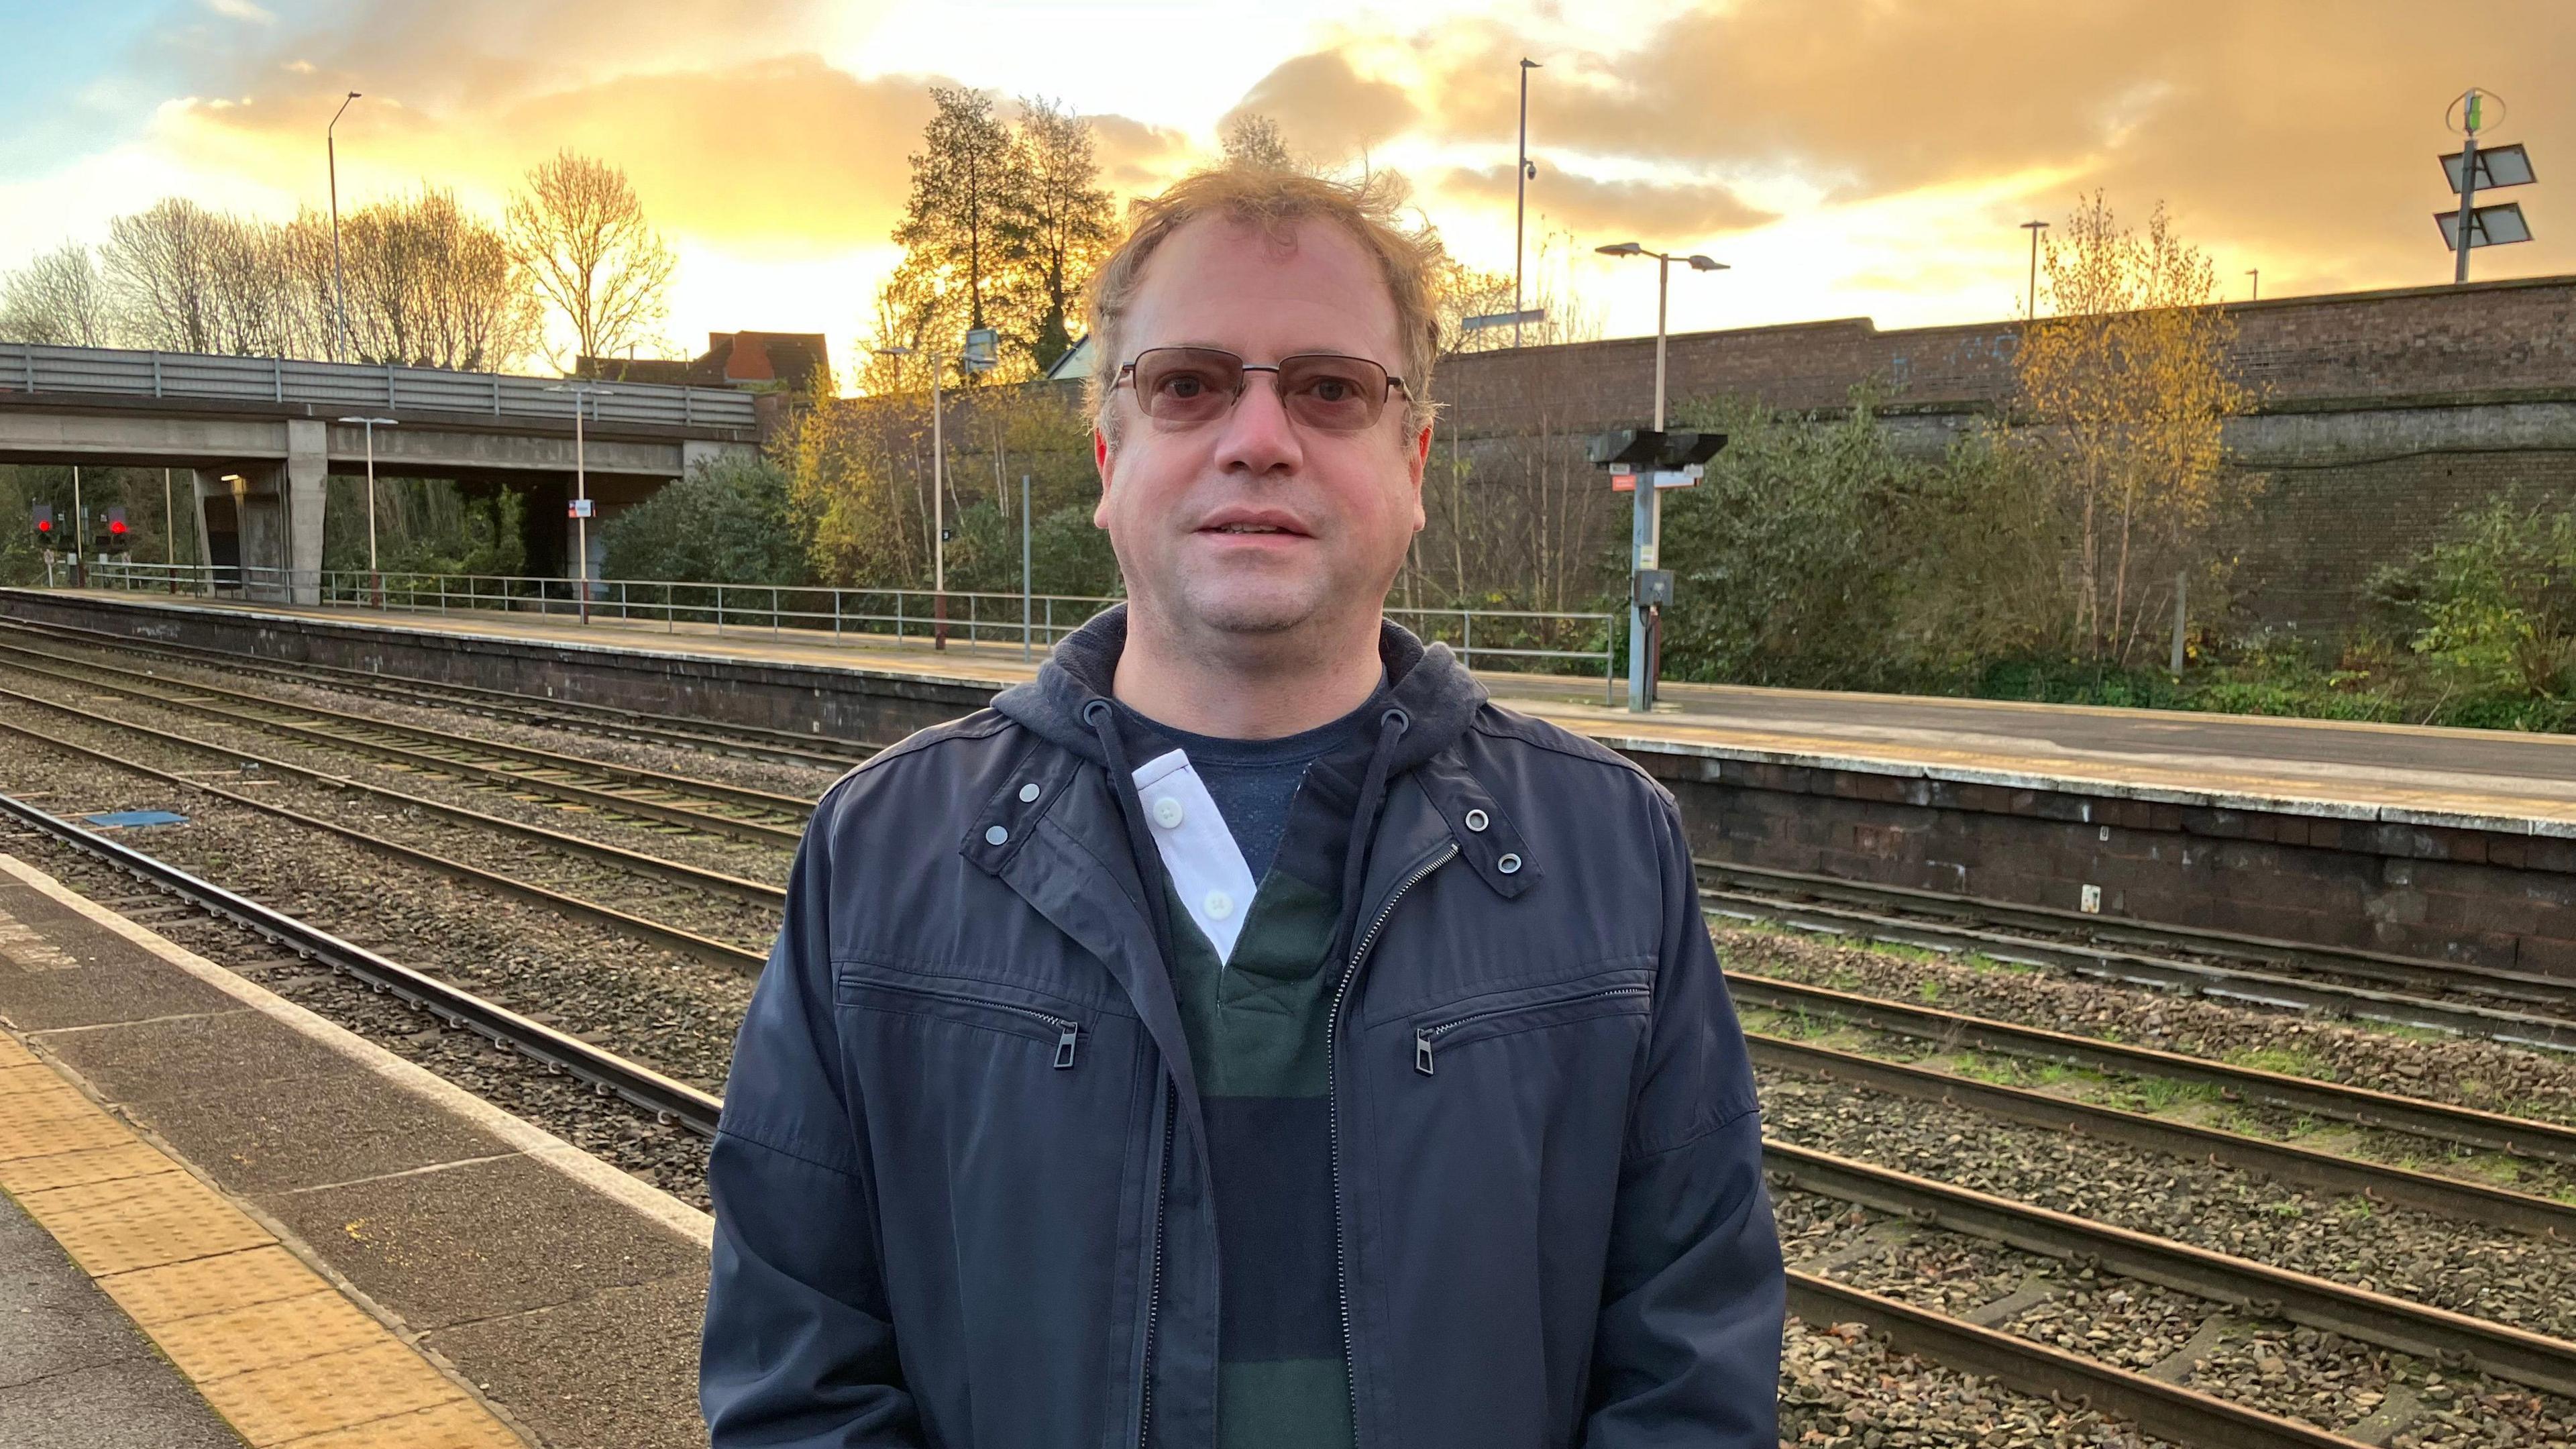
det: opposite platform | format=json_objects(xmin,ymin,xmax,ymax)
[
  {"xmin": 17, "ymin": 587, "xmax": 2576, "ymax": 835},
  {"xmin": 0, "ymin": 852, "xmax": 715, "ymax": 1449}
]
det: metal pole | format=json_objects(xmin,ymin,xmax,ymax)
[
  {"xmin": 328, "ymin": 93, "xmax": 358, "ymax": 364},
  {"xmin": 1513, "ymin": 64, "xmax": 1525, "ymax": 345},
  {"xmin": 2247, "ymin": 268, "xmax": 2259, "ymax": 302},
  {"xmin": 2021, "ymin": 220, "xmax": 2047, "ymax": 319},
  {"xmin": 574, "ymin": 394, "xmax": 589, "ymax": 624},
  {"xmin": 2169, "ymin": 570, "xmax": 2188, "ymax": 676},
  {"xmin": 1020, "ymin": 472, "xmax": 1032, "ymax": 663},
  {"xmin": 2454, "ymin": 124, "xmax": 2481, "ymax": 285},
  {"xmin": 1629, "ymin": 256, "xmax": 1669, "ymax": 714},
  {"xmin": 162, "ymin": 467, "xmax": 175, "ymax": 592},
  {"xmin": 70, "ymin": 465, "xmax": 84, "ymax": 590},
  {"xmin": 932, "ymin": 365, "xmax": 947, "ymax": 650},
  {"xmin": 364, "ymin": 423, "xmax": 380, "ymax": 608}
]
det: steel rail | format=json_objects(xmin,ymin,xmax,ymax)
[
  {"xmin": 1768, "ymin": 1138, "xmax": 2576, "ymax": 1397},
  {"xmin": 0, "ymin": 616, "xmax": 876, "ymax": 771},
  {"xmin": 0, "ymin": 683, "xmax": 786, "ymax": 909},
  {"xmin": 1785, "ymin": 1272, "xmax": 2369, "ymax": 1449},
  {"xmin": 0, "ymin": 653, "xmax": 806, "ymax": 847},
  {"xmin": 1729, "ymin": 970, "xmax": 2576, "ymax": 1167},
  {"xmin": 1751, "ymin": 1032, "xmax": 2576, "ymax": 1239},
  {"xmin": 1704, "ymin": 880, "xmax": 2576, "ymax": 1055},
  {"xmin": 0, "ymin": 789, "xmax": 727, "ymax": 1133},
  {"xmin": 0, "ymin": 713, "xmax": 769, "ymax": 973},
  {"xmin": 0, "ymin": 636, "xmax": 814, "ymax": 820},
  {"xmin": 1699, "ymin": 855, "xmax": 2576, "ymax": 1014}
]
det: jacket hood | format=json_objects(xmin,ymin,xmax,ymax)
[{"xmin": 993, "ymin": 603, "xmax": 1486, "ymax": 777}]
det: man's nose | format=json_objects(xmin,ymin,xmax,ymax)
[{"xmin": 1211, "ymin": 372, "xmax": 1303, "ymax": 476}]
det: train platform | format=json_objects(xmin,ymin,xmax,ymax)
[
  {"xmin": 0, "ymin": 852, "xmax": 713, "ymax": 1448},
  {"xmin": 25, "ymin": 588, "xmax": 2576, "ymax": 837}
]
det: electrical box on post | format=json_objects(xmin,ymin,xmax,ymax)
[{"xmin": 1632, "ymin": 569, "xmax": 1675, "ymax": 606}]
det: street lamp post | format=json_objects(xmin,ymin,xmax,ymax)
[
  {"xmin": 545, "ymin": 384, "xmax": 611, "ymax": 623},
  {"xmin": 876, "ymin": 331, "xmax": 995, "ymax": 651},
  {"xmin": 70, "ymin": 465, "xmax": 84, "ymax": 590},
  {"xmin": 337, "ymin": 416, "xmax": 398, "ymax": 607},
  {"xmin": 1596, "ymin": 241, "xmax": 1726, "ymax": 712},
  {"xmin": 2247, "ymin": 268, "xmax": 2259, "ymax": 301},
  {"xmin": 2020, "ymin": 219, "xmax": 2049, "ymax": 318},
  {"xmin": 328, "ymin": 91, "xmax": 361, "ymax": 364},
  {"xmin": 1514, "ymin": 58, "xmax": 1541, "ymax": 349}
]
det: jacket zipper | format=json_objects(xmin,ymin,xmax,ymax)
[
  {"xmin": 855, "ymin": 977, "xmax": 1081, "ymax": 1067},
  {"xmin": 1326, "ymin": 843, "xmax": 1458, "ymax": 1448},
  {"xmin": 1413, "ymin": 986, "xmax": 1652, "ymax": 1075},
  {"xmin": 1137, "ymin": 1077, "xmax": 1175, "ymax": 1447}
]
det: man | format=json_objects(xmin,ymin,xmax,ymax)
[{"xmin": 701, "ymin": 164, "xmax": 1782, "ymax": 1448}]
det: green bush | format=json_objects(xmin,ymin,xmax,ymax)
[
  {"xmin": 2368, "ymin": 490, "xmax": 2576, "ymax": 700},
  {"xmin": 600, "ymin": 455, "xmax": 808, "ymax": 586}
]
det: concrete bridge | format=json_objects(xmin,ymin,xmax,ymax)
[{"xmin": 0, "ymin": 343, "xmax": 762, "ymax": 602}]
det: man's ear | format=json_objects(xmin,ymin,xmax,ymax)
[
  {"xmin": 1092, "ymin": 424, "xmax": 1114, "ymax": 530},
  {"xmin": 1407, "ymin": 423, "xmax": 1432, "ymax": 531}
]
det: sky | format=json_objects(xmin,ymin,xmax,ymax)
[{"xmin": 1, "ymin": 0, "xmax": 2569, "ymax": 388}]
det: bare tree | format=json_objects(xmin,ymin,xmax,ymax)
[
  {"xmin": 507, "ymin": 151, "xmax": 676, "ymax": 372},
  {"xmin": 348, "ymin": 189, "xmax": 541, "ymax": 371},
  {"xmin": 0, "ymin": 244, "xmax": 117, "ymax": 346},
  {"xmin": 103, "ymin": 199, "xmax": 229, "ymax": 352}
]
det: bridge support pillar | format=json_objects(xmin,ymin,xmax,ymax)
[
  {"xmin": 284, "ymin": 419, "xmax": 326, "ymax": 605},
  {"xmin": 189, "ymin": 470, "xmax": 225, "ymax": 589}
]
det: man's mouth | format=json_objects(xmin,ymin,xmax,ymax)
[{"xmin": 1208, "ymin": 523, "xmax": 1293, "ymax": 534}]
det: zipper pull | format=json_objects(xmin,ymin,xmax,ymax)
[
  {"xmin": 1414, "ymin": 1030, "xmax": 1434, "ymax": 1076},
  {"xmin": 1054, "ymin": 1025, "xmax": 1080, "ymax": 1069}
]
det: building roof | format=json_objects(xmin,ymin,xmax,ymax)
[{"xmin": 579, "ymin": 331, "xmax": 833, "ymax": 392}]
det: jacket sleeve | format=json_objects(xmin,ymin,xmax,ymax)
[
  {"xmin": 1580, "ymin": 792, "xmax": 1784, "ymax": 1447},
  {"xmin": 701, "ymin": 790, "xmax": 925, "ymax": 1446}
]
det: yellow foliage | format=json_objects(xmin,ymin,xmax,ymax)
[{"xmin": 2015, "ymin": 193, "xmax": 2254, "ymax": 661}]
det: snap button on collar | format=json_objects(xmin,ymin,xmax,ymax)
[
  {"xmin": 1496, "ymin": 852, "xmax": 1522, "ymax": 875},
  {"xmin": 985, "ymin": 824, "xmax": 1010, "ymax": 846},
  {"xmin": 1463, "ymin": 808, "xmax": 1489, "ymax": 833},
  {"xmin": 1018, "ymin": 782, "xmax": 1041, "ymax": 802}
]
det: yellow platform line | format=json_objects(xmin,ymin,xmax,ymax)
[{"xmin": 0, "ymin": 1030, "xmax": 527, "ymax": 1448}]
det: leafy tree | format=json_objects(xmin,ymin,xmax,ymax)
[
  {"xmin": 896, "ymin": 87, "xmax": 1021, "ymax": 339},
  {"xmin": 1220, "ymin": 113, "xmax": 1298, "ymax": 171},
  {"xmin": 598, "ymin": 455, "xmax": 810, "ymax": 586},
  {"xmin": 2015, "ymin": 193, "xmax": 2252, "ymax": 663},
  {"xmin": 508, "ymin": 151, "xmax": 676, "ymax": 371},
  {"xmin": 998, "ymin": 97, "xmax": 1115, "ymax": 372}
]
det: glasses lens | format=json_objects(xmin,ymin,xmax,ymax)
[
  {"xmin": 1277, "ymin": 355, "xmax": 1390, "ymax": 431},
  {"xmin": 1131, "ymin": 349, "xmax": 1240, "ymax": 423}
]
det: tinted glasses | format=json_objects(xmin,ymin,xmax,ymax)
[{"xmin": 1116, "ymin": 347, "xmax": 1408, "ymax": 432}]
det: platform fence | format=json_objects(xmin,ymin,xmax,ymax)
[{"xmin": 71, "ymin": 559, "xmax": 1617, "ymax": 695}]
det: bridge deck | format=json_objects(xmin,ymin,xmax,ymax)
[{"xmin": 25, "ymin": 590, "xmax": 2576, "ymax": 837}]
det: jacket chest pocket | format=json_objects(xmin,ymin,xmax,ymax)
[
  {"xmin": 1411, "ymin": 982, "xmax": 1653, "ymax": 1075},
  {"xmin": 835, "ymin": 971, "xmax": 1088, "ymax": 1068}
]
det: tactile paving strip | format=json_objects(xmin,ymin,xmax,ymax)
[{"xmin": 0, "ymin": 1019, "xmax": 527, "ymax": 1447}]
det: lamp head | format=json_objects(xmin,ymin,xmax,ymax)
[
  {"xmin": 1596, "ymin": 241, "xmax": 1643, "ymax": 258},
  {"xmin": 1686, "ymin": 254, "xmax": 1727, "ymax": 272},
  {"xmin": 1521, "ymin": 57, "xmax": 1541, "ymax": 69}
]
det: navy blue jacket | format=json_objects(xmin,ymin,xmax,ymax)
[{"xmin": 701, "ymin": 610, "xmax": 1783, "ymax": 1446}]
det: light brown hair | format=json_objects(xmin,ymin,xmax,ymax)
[{"xmin": 1085, "ymin": 165, "xmax": 1446, "ymax": 439}]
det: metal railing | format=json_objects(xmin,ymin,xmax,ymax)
[
  {"xmin": 0, "ymin": 341, "xmax": 757, "ymax": 433},
  {"xmin": 73, "ymin": 559, "xmax": 1618, "ymax": 690}
]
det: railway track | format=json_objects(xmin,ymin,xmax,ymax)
[
  {"xmin": 1698, "ymin": 857, "xmax": 2576, "ymax": 1054},
  {"xmin": 0, "ymin": 614, "xmax": 876, "ymax": 771},
  {"xmin": 0, "ymin": 637, "xmax": 812, "ymax": 845},
  {"xmin": 9, "ymin": 792, "xmax": 2571, "ymax": 1446}
]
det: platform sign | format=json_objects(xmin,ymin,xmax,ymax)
[
  {"xmin": 1609, "ymin": 466, "xmax": 1703, "ymax": 492},
  {"xmin": 567, "ymin": 498, "xmax": 595, "ymax": 519}
]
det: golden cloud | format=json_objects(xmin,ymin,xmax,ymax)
[
  {"xmin": 1222, "ymin": 50, "xmax": 1419, "ymax": 165},
  {"xmin": 1442, "ymin": 164, "xmax": 1774, "ymax": 242}
]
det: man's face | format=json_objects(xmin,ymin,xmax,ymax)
[{"xmin": 1093, "ymin": 215, "xmax": 1431, "ymax": 644}]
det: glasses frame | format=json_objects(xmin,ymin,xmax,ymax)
[{"xmin": 1114, "ymin": 347, "xmax": 1411, "ymax": 432}]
